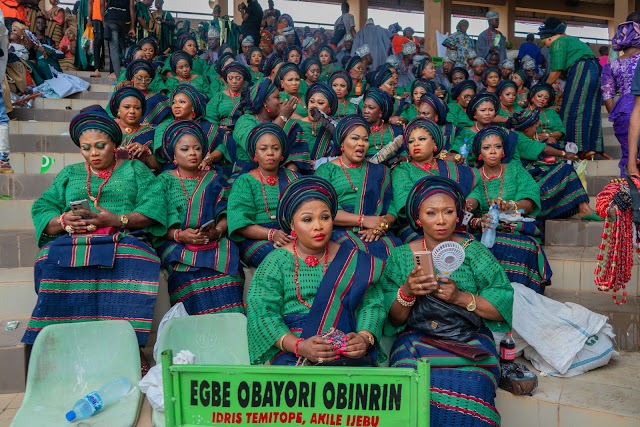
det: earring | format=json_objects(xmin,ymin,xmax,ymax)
[
  {"xmin": 378, "ymin": 113, "xmax": 382, "ymax": 118},
  {"xmin": 191, "ymin": 111, "xmax": 196, "ymax": 119},
  {"xmin": 291, "ymin": 230, "xmax": 297, "ymax": 239},
  {"xmin": 433, "ymin": 147, "xmax": 438, "ymax": 153},
  {"xmin": 340, "ymin": 147, "xmax": 345, "ymax": 152},
  {"xmin": 280, "ymin": 156, "xmax": 284, "ymax": 162},
  {"xmin": 252, "ymin": 156, "xmax": 257, "ymax": 162},
  {"xmin": 478, "ymin": 155, "xmax": 482, "ymax": 161},
  {"xmin": 416, "ymin": 220, "xmax": 422, "ymax": 227},
  {"xmin": 172, "ymin": 160, "xmax": 178, "ymax": 165},
  {"xmin": 264, "ymin": 105, "xmax": 272, "ymax": 113},
  {"xmin": 502, "ymin": 153, "xmax": 505, "ymax": 159}
]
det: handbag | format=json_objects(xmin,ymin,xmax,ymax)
[{"xmin": 407, "ymin": 294, "xmax": 482, "ymax": 342}]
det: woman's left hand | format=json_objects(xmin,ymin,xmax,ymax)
[
  {"xmin": 127, "ymin": 143, "xmax": 150, "ymax": 159},
  {"xmin": 358, "ymin": 228, "xmax": 382, "ymax": 242},
  {"xmin": 198, "ymin": 154, "xmax": 213, "ymax": 171},
  {"xmin": 83, "ymin": 205, "xmax": 119, "ymax": 228},
  {"xmin": 433, "ymin": 277, "xmax": 462, "ymax": 304},
  {"xmin": 342, "ymin": 332, "xmax": 368, "ymax": 359},
  {"xmin": 388, "ymin": 116, "xmax": 406, "ymax": 126}
]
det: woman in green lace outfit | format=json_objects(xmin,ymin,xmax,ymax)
[
  {"xmin": 228, "ymin": 123, "xmax": 301, "ymax": 267},
  {"xmin": 315, "ymin": 115, "xmax": 401, "ymax": 260},
  {"xmin": 205, "ymin": 62, "xmax": 251, "ymax": 126},
  {"xmin": 392, "ymin": 118, "xmax": 479, "ymax": 243},
  {"xmin": 275, "ymin": 62, "xmax": 308, "ymax": 117},
  {"xmin": 157, "ymin": 120, "xmax": 244, "ymax": 315},
  {"xmin": 163, "ymin": 51, "xmax": 211, "ymax": 98},
  {"xmin": 329, "ymin": 70, "xmax": 360, "ymax": 120},
  {"xmin": 246, "ymin": 176, "xmax": 385, "ymax": 366},
  {"xmin": 446, "ymin": 80, "xmax": 476, "ymax": 128},
  {"xmin": 23, "ymin": 107, "xmax": 167, "ymax": 348},
  {"xmin": 361, "ymin": 88, "xmax": 404, "ymax": 157},
  {"xmin": 318, "ymin": 45, "xmax": 340, "ymax": 82},
  {"xmin": 381, "ymin": 175, "xmax": 512, "ymax": 427}
]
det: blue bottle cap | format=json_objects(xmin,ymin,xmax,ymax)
[{"xmin": 66, "ymin": 410, "xmax": 76, "ymax": 422}]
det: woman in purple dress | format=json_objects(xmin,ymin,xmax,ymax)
[{"xmin": 601, "ymin": 20, "xmax": 640, "ymax": 176}]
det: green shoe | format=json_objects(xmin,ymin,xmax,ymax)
[{"xmin": 581, "ymin": 212, "xmax": 603, "ymax": 221}]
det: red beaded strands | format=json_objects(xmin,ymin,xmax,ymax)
[
  {"xmin": 293, "ymin": 241, "xmax": 329, "ymax": 309},
  {"xmin": 338, "ymin": 157, "xmax": 360, "ymax": 192},
  {"xmin": 86, "ymin": 161, "xmax": 117, "ymax": 205},
  {"xmin": 593, "ymin": 178, "xmax": 640, "ymax": 304},
  {"xmin": 257, "ymin": 170, "xmax": 278, "ymax": 219}
]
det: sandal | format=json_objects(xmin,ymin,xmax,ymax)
[{"xmin": 580, "ymin": 212, "xmax": 603, "ymax": 221}]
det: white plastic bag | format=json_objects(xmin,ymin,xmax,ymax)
[
  {"xmin": 508, "ymin": 283, "xmax": 617, "ymax": 376},
  {"xmin": 153, "ymin": 302, "xmax": 189, "ymax": 361},
  {"xmin": 524, "ymin": 326, "xmax": 617, "ymax": 377},
  {"xmin": 139, "ymin": 350, "xmax": 196, "ymax": 411},
  {"xmin": 34, "ymin": 67, "xmax": 91, "ymax": 98}
]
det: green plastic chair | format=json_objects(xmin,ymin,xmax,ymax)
[
  {"xmin": 152, "ymin": 313, "xmax": 250, "ymax": 427},
  {"xmin": 11, "ymin": 320, "xmax": 142, "ymax": 427}
]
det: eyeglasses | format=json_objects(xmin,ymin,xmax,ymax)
[
  {"xmin": 134, "ymin": 76, "xmax": 153, "ymax": 83},
  {"xmin": 461, "ymin": 94, "xmax": 473, "ymax": 100}
]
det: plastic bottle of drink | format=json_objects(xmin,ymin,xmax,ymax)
[
  {"xmin": 500, "ymin": 332, "xmax": 516, "ymax": 364},
  {"xmin": 459, "ymin": 142, "xmax": 469, "ymax": 164},
  {"xmin": 480, "ymin": 204, "xmax": 499, "ymax": 248},
  {"xmin": 66, "ymin": 377, "xmax": 131, "ymax": 422}
]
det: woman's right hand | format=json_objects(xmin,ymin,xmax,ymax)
[
  {"xmin": 63, "ymin": 211, "xmax": 88, "ymax": 232},
  {"xmin": 481, "ymin": 213, "xmax": 496, "ymax": 229},
  {"xmin": 403, "ymin": 266, "xmax": 438, "ymax": 297},
  {"xmin": 272, "ymin": 229, "xmax": 291, "ymax": 247},
  {"xmin": 296, "ymin": 335, "xmax": 336, "ymax": 363},
  {"xmin": 180, "ymin": 228, "xmax": 210, "ymax": 245},
  {"xmin": 361, "ymin": 215, "xmax": 382, "ymax": 230},
  {"xmin": 279, "ymin": 98, "xmax": 297, "ymax": 119}
]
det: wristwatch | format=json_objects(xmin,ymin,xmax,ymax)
[
  {"xmin": 120, "ymin": 214, "xmax": 129, "ymax": 228},
  {"xmin": 466, "ymin": 292, "xmax": 477, "ymax": 312}
]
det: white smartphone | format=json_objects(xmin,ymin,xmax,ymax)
[{"xmin": 69, "ymin": 199, "xmax": 92, "ymax": 219}]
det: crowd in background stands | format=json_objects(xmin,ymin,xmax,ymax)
[{"xmin": 2, "ymin": 0, "xmax": 639, "ymax": 423}]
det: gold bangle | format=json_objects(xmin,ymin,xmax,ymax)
[
  {"xmin": 276, "ymin": 334, "xmax": 287, "ymax": 351},
  {"xmin": 358, "ymin": 330, "xmax": 375, "ymax": 348}
]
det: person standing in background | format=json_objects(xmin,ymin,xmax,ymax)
[
  {"xmin": 104, "ymin": 0, "xmax": 135, "ymax": 79},
  {"xmin": 261, "ymin": 0, "xmax": 280, "ymax": 29},
  {"xmin": 151, "ymin": 0, "xmax": 175, "ymax": 54},
  {"xmin": 442, "ymin": 19, "xmax": 475, "ymax": 68},
  {"xmin": 476, "ymin": 11, "xmax": 506, "ymax": 63},
  {"xmin": 599, "ymin": 45, "xmax": 610, "ymax": 67},
  {"xmin": 331, "ymin": 1, "xmax": 355, "ymax": 47},
  {"xmin": 517, "ymin": 33, "xmax": 543, "ymax": 70},
  {"xmin": 601, "ymin": 17, "xmax": 640, "ymax": 176},
  {"xmin": 239, "ymin": 0, "xmax": 262, "ymax": 47}
]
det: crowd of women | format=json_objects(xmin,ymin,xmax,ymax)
[{"xmin": 20, "ymin": 12, "xmax": 612, "ymax": 427}]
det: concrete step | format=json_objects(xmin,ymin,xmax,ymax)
[
  {"xmin": 544, "ymin": 219, "xmax": 604, "ymax": 247},
  {"xmin": 544, "ymin": 245, "xmax": 640, "ymax": 297},
  {"xmin": 9, "ymin": 108, "xmax": 80, "ymax": 123},
  {"xmin": 8, "ymin": 152, "xmax": 83, "ymax": 175},
  {"xmin": 497, "ymin": 353, "xmax": 640, "ymax": 427},
  {"xmin": 0, "ymin": 202, "xmax": 35, "ymax": 230},
  {"xmin": 0, "ymin": 174, "xmax": 56, "ymax": 200},
  {"xmin": 67, "ymin": 90, "xmax": 110, "ymax": 100},
  {"xmin": 585, "ymin": 174, "xmax": 618, "ymax": 196},
  {"xmin": 545, "ymin": 288, "xmax": 639, "ymax": 352},
  {"xmin": 32, "ymin": 96, "xmax": 108, "ymax": 110},
  {"xmin": 0, "ymin": 268, "xmax": 35, "ymax": 320},
  {"xmin": 0, "ymin": 229, "xmax": 38, "ymax": 270},
  {"xmin": 9, "ymin": 120, "xmax": 69, "ymax": 135},
  {"xmin": 9, "ymin": 134, "xmax": 78, "ymax": 153}
]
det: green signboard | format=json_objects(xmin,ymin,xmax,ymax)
[{"xmin": 162, "ymin": 349, "xmax": 429, "ymax": 427}]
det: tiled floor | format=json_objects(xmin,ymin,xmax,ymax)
[{"xmin": 0, "ymin": 393, "xmax": 153, "ymax": 427}]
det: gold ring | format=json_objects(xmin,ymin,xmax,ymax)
[
  {"xmin": 65, "ymin": 225, "xmax": 74, "ymax": 233},
  {"xmin": 86, "ymin": 224, "xmax": 97, "ymax": 232},
  {"xmin": 317, "ymin": 357, "xmax": 324, "ymax": 364},
  {"xmin": 438, "ymin": 288, "xmax": 443, "ymax": 294}
]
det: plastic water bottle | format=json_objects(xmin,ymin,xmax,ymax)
[
  {"xmin": 481, "ymin": 204, "xmax": 499, "ymax": 248},
  {"xmin": 459, "ymin": 141, "xmax": 469, "ymax": 164},
  {"xmin": 66, "ymin": 377, "xmax": 131, "ymax": 422}
]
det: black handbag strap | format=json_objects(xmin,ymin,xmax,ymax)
[{"xmin": 626, "ymin": 177, "xmax": 640, "ymax": 226}]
